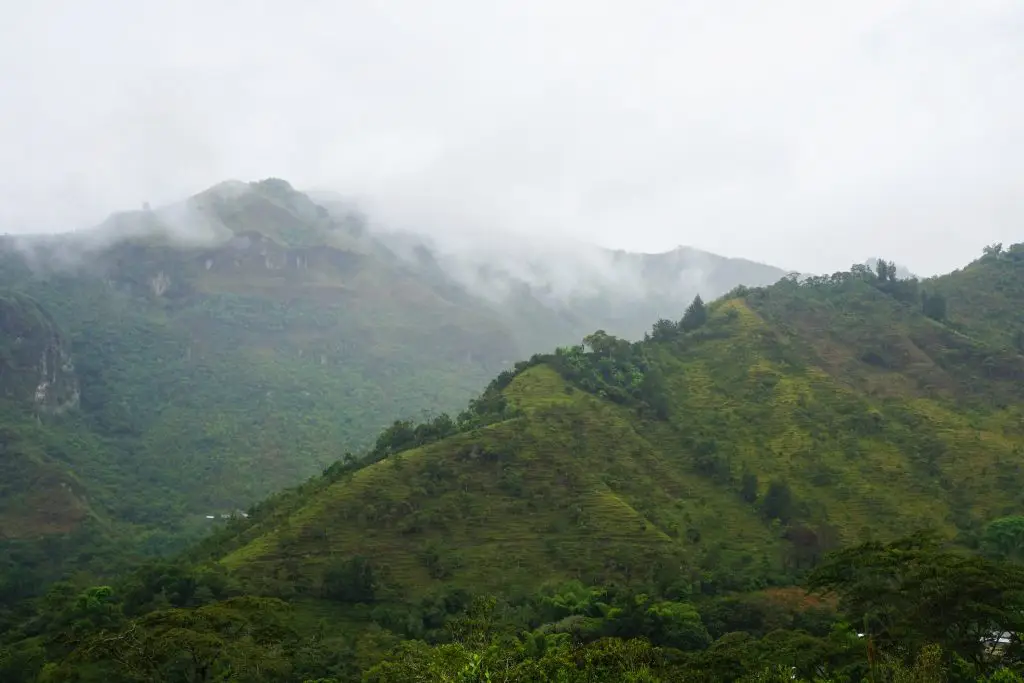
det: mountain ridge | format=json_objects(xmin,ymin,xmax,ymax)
[
  {"xmin": 191, "ymin": 249, "xmax": 1024, "ymax": 613},
  {"xmin": 4, "ymin": 238, "xmax": 1024, "ymax": 681},
  {"xmin": 0, "ymin": 178, "xmax": 790, "ymax": 597}
]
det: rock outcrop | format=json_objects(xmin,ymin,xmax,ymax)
[{"xmin": 0, "ymin": 291, "xmax": 79, "ymax": 413}]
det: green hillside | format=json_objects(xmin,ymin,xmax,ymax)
[
  {"xmin": 930, "ymin": 242, "xmax": 1024, "ymax": 351},
  {"xmin": 5, "ymin": 248, "xmax": 1024, "ymax": 681},
  {"xmin": 195, "ymin": 256, "xmax": 1024, "ymax": 609},
  {"xmin": 0, "ymin": 181, "xmax": 519, "ymax": 597},
  {"xmin": 0, "ymin": 291, "xmax": 91, "ymax": 540},
  {"xmin": 0, "ymin": 184, "xmax": 512, "ymax": 522}
]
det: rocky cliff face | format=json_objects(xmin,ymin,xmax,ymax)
[{"xmin": 0, "ymin": 291, "xmax": 79, "ymax": 413}]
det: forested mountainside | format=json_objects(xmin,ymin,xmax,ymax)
[
  {"xmin": 0, "ymin": 178, "xmax": 787, "ymax": 595},
  {"xmin": 5, "ymin": 247, "xmax": 1024, "ymax": 681},
  {"xmin": 0, "ymin": 178, "xmax": 516, "ymax": 589},
  {"xmin": 202, "ymin": 248, "xmax": 1024, "ymax": 596}
]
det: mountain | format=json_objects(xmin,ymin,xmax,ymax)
[
  {"xmin": 0, "ymin": 180, "xmax": 513, "ymax": 535},
  {"xmin": 7, "ymin": 243, "xmax": 1024, "ymax": 682},
  {"xmin": 191, "ymin": 245, "xmax": 1024, "ymax": 611},
  {"xmin": 0, "ymin": 178, "xmax": 787, "ymax": 590}
]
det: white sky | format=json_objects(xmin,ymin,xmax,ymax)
[{"xmin": 2, "ymin": 0, "xmax": 1022, "ymax": 275}]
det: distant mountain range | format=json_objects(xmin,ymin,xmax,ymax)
[{"xmin": 308, "ymin": 189, "xmax": 790, "ymax": 348}]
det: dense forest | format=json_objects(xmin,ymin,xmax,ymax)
[
  {"xmin": 4, "ymin": 532, "xmax": 1024, "ymax": 681},
  {"xmin": 4, "ymin": 190, "xmax": 1024, "ymax": 679}
]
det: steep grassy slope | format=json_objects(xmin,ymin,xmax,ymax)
[
  {"xmin": 196, "ymin": 256, "xmax": 1024, "ymax": 612},
  {"xmin": 217, "ymin": 361, "xmax": 781, "ymax": 598},
  {"xmin": 929, "ymin": 242, "xmax": 1024, "ymax": 351}
]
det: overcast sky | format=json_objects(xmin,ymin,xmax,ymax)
[{"xmin": 2, "ymin": 1, "xmax": 1022, "ymax": 275}]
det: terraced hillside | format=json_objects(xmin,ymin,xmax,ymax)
[{"xmin": 195, "ymin": 252, "xmax": 1024, "ymax": 609}]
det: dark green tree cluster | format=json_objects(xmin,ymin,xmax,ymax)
[
  {"xmin": 358, "ymin": 536, "xmax": 1024, "ymax": 681},
  {"xmin": 874, "ymin": 258, "xmax": 898, "ymax": 283},
  {"xmin": 648, "ymin": 294, "xmax": 709, "ymax": 342},
  {"xmin": 321, "ymin": 556, "xmax": 377, "ymax": 604},
  {"xmin": 922, "ymin": 290, "xmax": 948, "ymax": 321},
  {"xmin": 4, "ymin": 534, "xmax": 1022, "ymax": 682}
]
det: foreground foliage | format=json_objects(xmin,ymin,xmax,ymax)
[{"xmin": 3, "ymin": 537, "xmax": 1023, "ymax": 681}]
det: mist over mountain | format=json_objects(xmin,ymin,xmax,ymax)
[
  {"xmin": 14, "ymin": 239, "xmax": 1017, "ymax": 681},
  {"xmin": 3, "ymin": 181, "xmax": 1024, "ymax": 681},
  {"xmin": 307, "ymin": 188, "xmax": 789, "ymax": 343},
  {"xmin": 0, "ymin": 178, "xmax": 791, "ymax": 593},
  {"xmin": 3, "ymin": 2, "xmax": 1023, "ymax": 678},
  {"xmin": 10, "ymin": 177, "xmax": 791, "ymax": 352}
]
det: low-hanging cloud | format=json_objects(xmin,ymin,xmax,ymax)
[
  {"xmin": 2, "ymin": 186, "xmax": 239, "ymax": 275},
  {"xmin": 2, "ymin": 0, "xmax": 1022, "ymax": 276}
]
